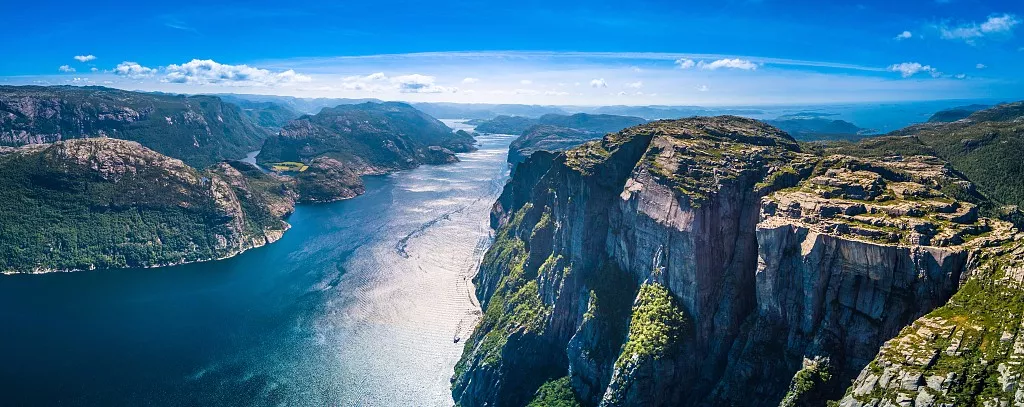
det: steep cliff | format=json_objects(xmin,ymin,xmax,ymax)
[
  {"xmin": 454, "ymin": 116, "xmax": 1015, "ymax": 406},
  {"xmin": 0, "ymin": 138, "xmax": 295, "ymax": 273},
  {"xmin": 0, "ymin": 85, "xmax": 271, "ymax": 168}
]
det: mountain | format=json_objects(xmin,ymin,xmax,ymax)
[
  {"xmin": 818, "ymin": 102, "xmax": 1024, "ymax": 215},
  {"xmin": 0, "ymin": 86, "xmax": 272, "ymax": 168},
  {"xmin": 475, "ymin": 115, "xmax": 540, "ymax": 134},
  {"xmin": 452, "ymin": 116, "xmax": 1021, "ymax": 406},
  {"xmin": 0, "ymin": 138, "xmax": 294, "ymax": 273},
  {"xmin": 224, "ymin": 99, "xmax": 301, "ymax": 131},
  {"xmin": 412, "ymin": 103, "xmax": 570, "ymax": 120},
  {"xmin": 212, "ymin": 93, "xmax": 383, "ymax": 115},
  {"xmin": 765, "ymin": 117, "xmax": 868, "ymax": 141},
  {"xmin": 507, "ymin": 125, "xmax": 602, "ymax": 166},
  {"xmin": 475, "ymin": 113, "xmax": 647, "ymax": 135},
  {"xmin": 926, "ymin": 103, "xmax": 990, "ymax": 123},
  {"xmin": 590, "ymin": 105, "xmax": 764, "ymax": 120},
  {"xmin": 256, "ymin": 102, "xmax": 476, "ymax": 202}
]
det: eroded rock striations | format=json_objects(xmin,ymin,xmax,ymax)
[
  {"xmin": 0, "ymin": 138, "xmax": 295, "ymax": 273},
  {"xmin": 453, "ymin": 115, "xmax": 1021, "ymax": 407}
]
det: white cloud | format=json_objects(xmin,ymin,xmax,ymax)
[
  {"xmin": 675, "ymin": 58, "xmax": 696, "ymax": 69},
  {"xmin": 90, "ymin": 67, "xmax": 99, "ymax": 72},
  {"xmin": 114, "ymin": 61, "xmax": 158, "ymax": 79},
  {"xmin": 74, "ymin": 55, "xmax": 97, "ymax": 62},
  {"xmin": 392, "ymin": 74, "xmax": 456, "ymax": 93},
  {"xmin": 981, "ymin": 13, "xmax": 1020, "ymax": 33},
  {"xmin": 520, "ymin": 79, "xmax": 532, "ymax": 85},
  {"xmin": 630, "ymin": 66, "xmax": 642, "ymax": 72},
  {"xmin": 544, "ymin": 90, "xmax": 569, "ymax": 96},
  {"xmin": 58, "ymin": 65, "xmax": 76, "ymax": 73},
  {"xmin": 590, "ymin": 78, "xmax": 608, "ymax": 88},
  {"xmin": 939, "ymin": 13, "xmax": 1020, "ymax": 44},
  {"xmin": 887, "ymin": 62, "xmax": 939, "ymax": 78},
  {"xmin": 700, "ymin": 58, "xmax": 759, "ymax": 70},
  {"xmin": 163, "ymin": 59, "xmax": 311, "ymax": 86},
  {"xmin": 626, "ymin": 81, "xmax": 643, "ymax": 89},
  {"xmin": 462, "ymin": 77, "xmax": 479, "ymax": 84},
  {"xmin": 696, "ymin": 85, "xmax": 710, "ymax": 92},
  {"xmin": 954, "ymin": 73, "xmax": 967, "ymax": 79},
  {"xmin": 340, "ymin": 72, "xmax": 455, "ymax": 93},
  {"xmin": 895, "ymin": 31, "xmax": 913, "ymax": 40},
  {"xmin": 976, "ymin": 63, "xmax": 987, "ymax": 69}
]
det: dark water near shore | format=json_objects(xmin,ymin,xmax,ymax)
[{"xmin": 0, "ymin": 121, "xmax": 512, "ymax": 406}]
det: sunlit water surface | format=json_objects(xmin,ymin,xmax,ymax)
[{"xmin": 0, "ymin": 121, "xmax": 512, "ymax": 406}]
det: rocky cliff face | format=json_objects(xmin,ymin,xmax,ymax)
[
  {"xmin": 0, "ymin": 138, "xmax": 294, "ymax": 273},
  {"xmin": 0, "ymin": 85, "xmax": 271, "ymax": 168},
  {"xmin": 453, "ymin": 116, "xmax": 1018, "ymax": 407}
]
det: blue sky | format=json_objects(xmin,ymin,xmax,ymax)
[{"xmin": 2, "ymin": 0, "xmax": 1022, "ymax": 105}]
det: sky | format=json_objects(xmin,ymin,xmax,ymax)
[{"xmin": 2, "ymin": 0, "xmax": 1022, "ymax": 106}]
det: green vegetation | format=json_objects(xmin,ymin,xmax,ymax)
[
  {"xmin": 614, "ymin": 282, "xmax": 688, "ymax": 371},
  {"xmin": 0, "ymin": 85, "xmax": 271, "ymax": 168},
  {"xmin": 257, "ymin": 101, "xmax": 475, "ymax": 171},
  {"xmin": 780, "ymin": 358, "xmax": 835, "ymax": 407},
  {"xmin": 850, "ymin": 248, "xmax": 1024, "ymax": 405},
  {"xmin": 269, "ymin": 161, "xmax": 309, "ymax": 172},
  {"xmin": 527, "ymin": 377, "xmax": 582, "ymax": 407},
  {"xmin": 454, "ymin": 205, "xmax": 553, "ymax": 378},
  {"xmin": 820, "ymin": 103, "xmax": 1024, "ymax": 220},
  {"xmin": 0, "ymin": 139, "xmax": 292, "ymax": 273}
]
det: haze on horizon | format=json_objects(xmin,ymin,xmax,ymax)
[{"xmin": 2, "ymin": 0, "xmax": 1022, "ymax": 106}]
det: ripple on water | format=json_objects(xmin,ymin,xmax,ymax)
[{"xmin": 0, "ymin": 122, "xmax": 516, "ymax": 406}]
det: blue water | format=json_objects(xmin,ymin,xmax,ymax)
[{"xmin": 0, "ymin": 121, "xmax": 513, "ymax": 406}]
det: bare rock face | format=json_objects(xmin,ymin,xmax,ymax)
[
  {"xmin": 0, "ymin": 138, "xmax": 294, "ymax": 273},
  {"xmin": 838, "ymin": 241, "xmax": 1024, "ymax": 407},
  {"xmin": 452, "ymin": 116, "xmax": 1019, "ymax": 407}
]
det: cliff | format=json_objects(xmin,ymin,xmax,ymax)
[
  {"xmin": 257, "ymin": 102, "xmax": 476, "ymax": 202},
  {"xmin": 0, "ymin": 138, "xmax": 295, "ymax": 273},
  {"xmin": 453, "ymin": 116, "xmax": 1017, "ymax": 406},
  {"xmin": 0, "ymin": 85, "xmax": 272, "ymax": 168}
]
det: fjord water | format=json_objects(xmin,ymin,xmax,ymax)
[{"xmin": 0, "ymin": 122, "xmax": 511, "ymax": 406}]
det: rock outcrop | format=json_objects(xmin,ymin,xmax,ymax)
[
  {"xmin": 0, "ymin": 138, "xmax": 295, "ymax": 273},
  {"xmin": 453, "ymin": 116, "xmax": 1018, "ymax": 407}
]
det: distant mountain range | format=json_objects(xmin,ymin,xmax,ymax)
[
  {"xmin": 257, "ymin": 102, "xmax": 478, "ymax": 202},
  {"xmin": 926, "ymin": 104, "xmax": 992, "ymax": 123},
  {"xmin": 474, "ymin": 113, "xmax": 646, "ymax": 135}
]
